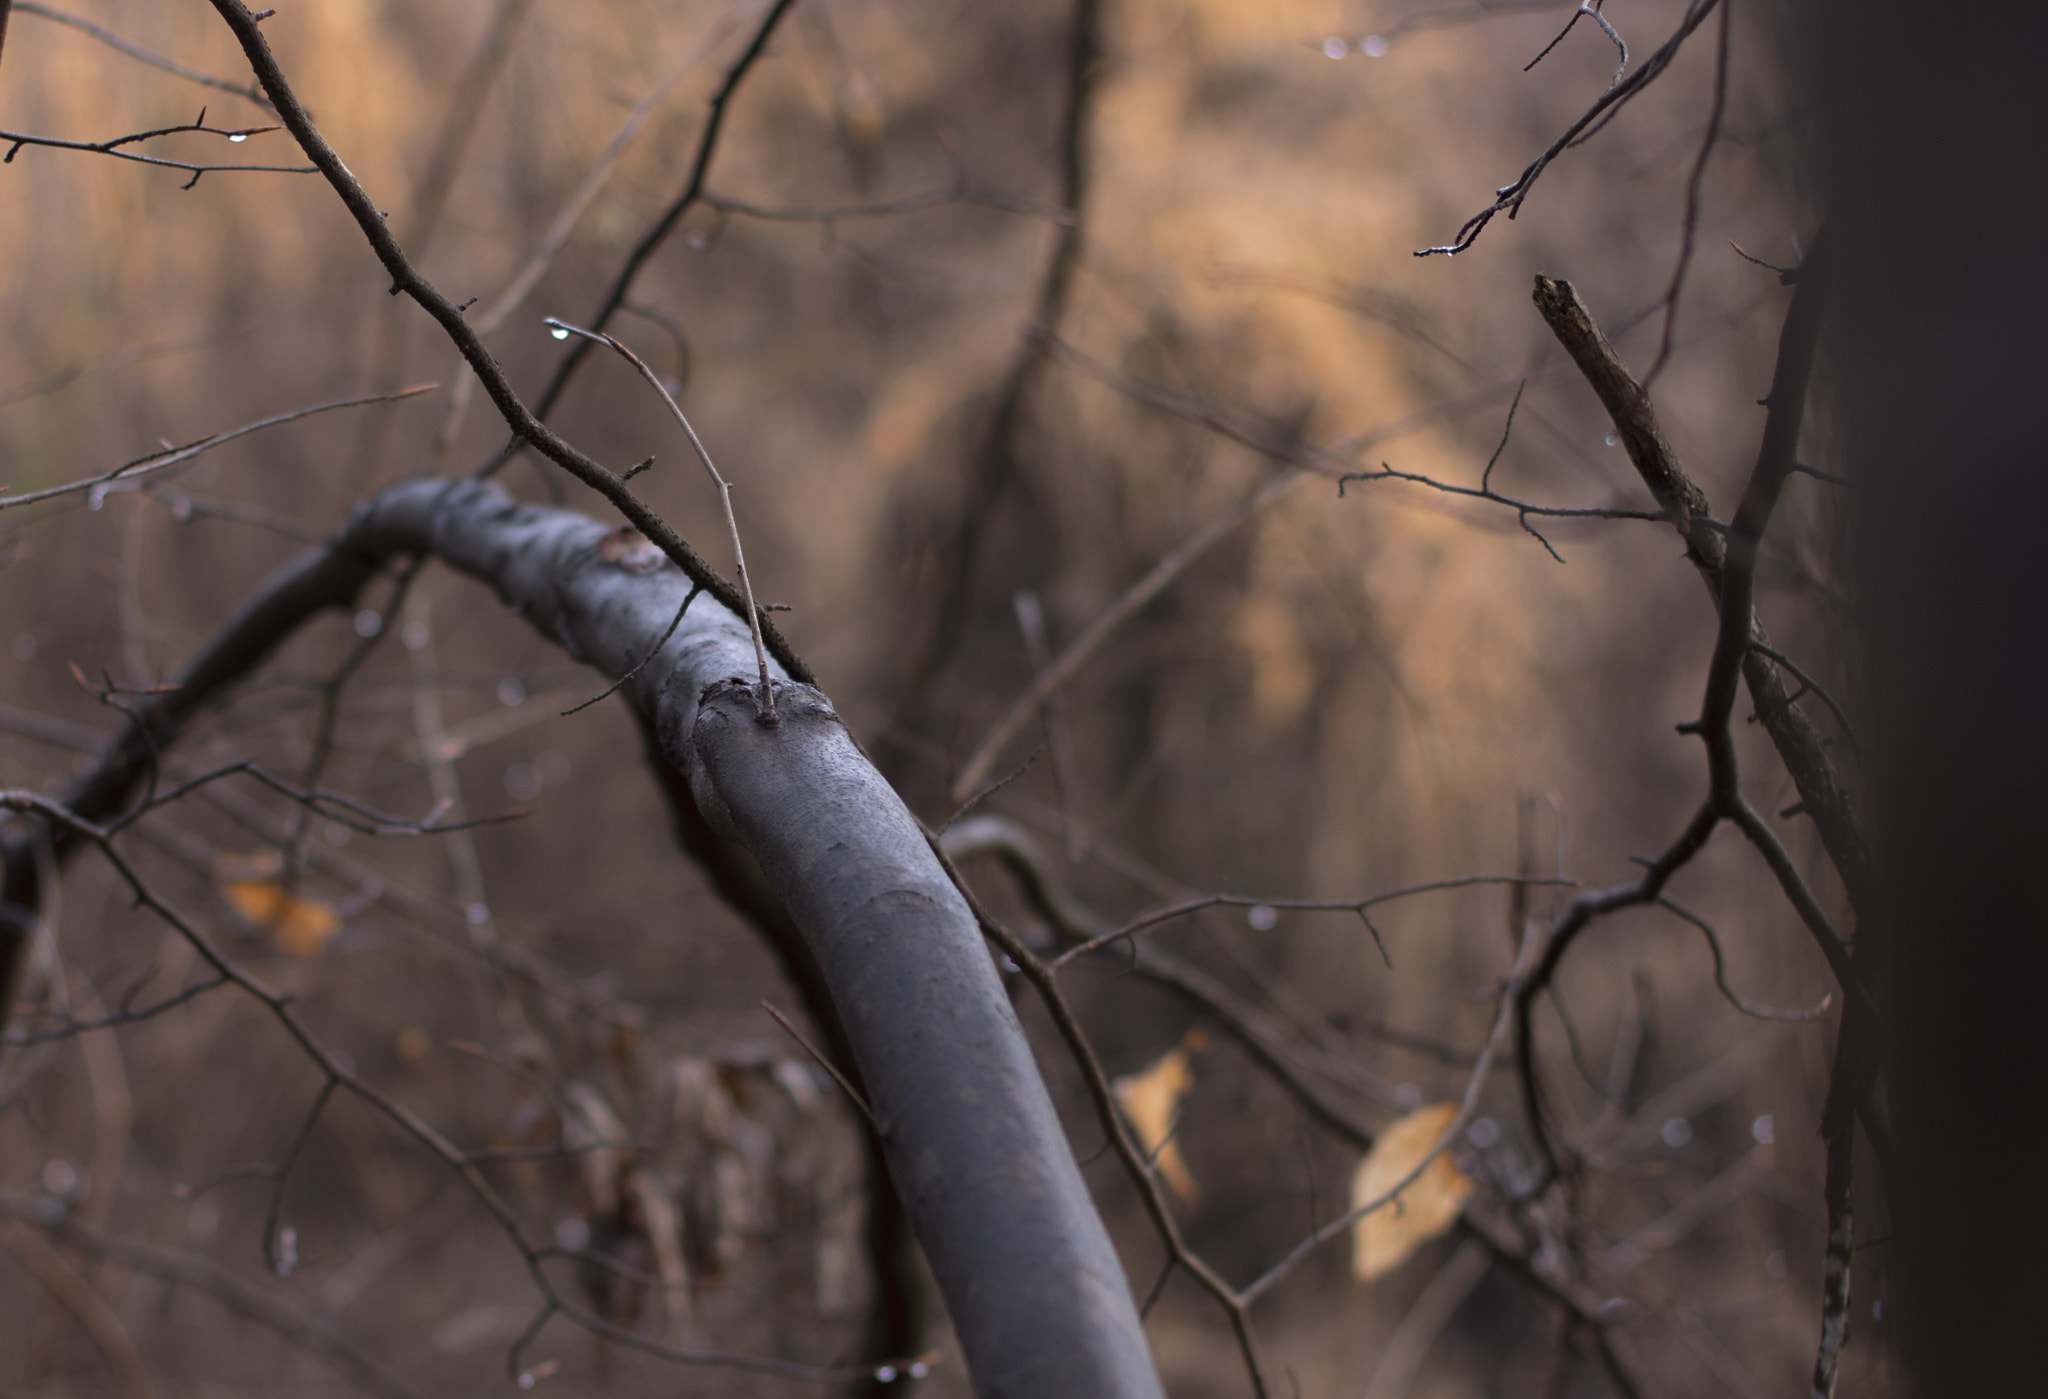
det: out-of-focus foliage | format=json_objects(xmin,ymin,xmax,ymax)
[{"xmin": 0, "ymin": 0, "xmax": 1877, "ymax": 1395}]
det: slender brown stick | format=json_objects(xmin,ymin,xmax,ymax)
[
  {"xmin": 200, "ymin": 0, "xmax": 814, "ymax": 686},
  {"xmin": 543, "ymin": 319, "xmax": 779, "ymax": 721},
  {"xmin": 524, "ymin": 0, "xmax": 800, "ymax": 424}
]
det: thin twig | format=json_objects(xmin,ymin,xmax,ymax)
[
  {"xmin": 1420, "ymin": 0, "xmax": 1722, "ymax": 256},
  {"xmin": 522, "ymin": 0, "xmax": 800, "ymax": 425},
  {"xmin": 201, "ymin": 0, "xmax": 813, "ymax": 686},
  {"xmin": 761, "ymin": 1000, "xmax": 880, "ymax": 1132},
  {"xmin": 543, "ymin": 319, "xmax": 778, "ymax": 722},
  {"xmin": 0, "ymin": 385, "xmax": 437, "ymax": 514},
  {"xmin": 15, "ymin": 3, "xmax": 276, "ymax": 110},
  {"xmin": 1, "ymin": 114, "xmax": 309, "ymax": 187},
  {"xmin": 1642, "ymin": 0, "xmax": 1732, "ymax": 388},
  {"xmin": 560, "ymin": 585, "xmax": 701, "ymax": 716}
]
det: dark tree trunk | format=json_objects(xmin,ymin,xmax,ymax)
[{"xmin": 1813, "ymin": 3, "xmax": 2048, "ymax": 1389}]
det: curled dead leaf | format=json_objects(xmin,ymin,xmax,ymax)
[
  {"xmin": 1112, "ymin": 1047, "xmax": 1200, "ymax": 1204},
  {"xmin": 1350, "ymin": 1101, "xmax": 1473, "ymax": 1283}
]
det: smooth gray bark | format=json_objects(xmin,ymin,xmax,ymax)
[
  {"xmin": 355, "ymin": 478, "xmax": 1162, "ymax": 1397},
  {"xmin": 2, "ymin": 477, "xmax": 1159, "ymax": 1396}
]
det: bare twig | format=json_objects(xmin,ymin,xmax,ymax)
[
  {"xmin": 1050, "ymin": 875, "xmax": 1570, "ymax": 971},
  {"xmin": 1641, "ymin": 0, "xmax": 1732, "ymax": 387},
  {"xmin": 0, "ymin": 788, "xmax": 893, "ymax": 1386},
  {"xmin": 0, "ymin": 385, "xmax": 436, "ymax": 514},
  {"xmin": 1420, "ymin": 0, "xmax": 1722, "ymax": 256},
  {"xmin": 521, "ymin": 0, "xmax": 801, "ymax": 425},
  {"xmin": 15, "ymin": 3, "xmax": 276, "ymax": 110},
  {"xmin": 0, "ymin": 1218, "xmax": 154, "ymax": 1399},
  {"xmin": 898, "ymin": 0, "xmax": 1102, "ymax": 705},
  {"xmin": 201, "ymin": 0, "xmax": 814, "ymax": 685},
  {"xmin": 1525, "ymin": 2, "xmax": 1626, "ymax": 91},
  {"xmin": 703, "ymin": 184, "xmax": 1071, "ymax": 226},
  {"xmin": 1532, "ymin": 271, "xmax": 1873, "ymax": 912},
  {"xmin": 1, "ymin": 111, "xmax": 309, "ymax": 187},
  {"xmin": 543, "ymin": 319, "xmax": 779, "ymax": 722},
  {"xmin": 1655, "ymin": 897, "xmax": 1832, "ymax": 1022},
  {"xmin": 761, "ymin": 999, "xmax": 880, "ymax": 1132},
  {"xmin": 560, "ymin": 585, "xmax": 701, "ymax": 717},
  {"xmin": 1241, "ymin": 917, "xmax": 1539, "ymax": 1304},
  {"xmin": 950, "ymin": 465, "xmax": 1309, "ymax": 800}
]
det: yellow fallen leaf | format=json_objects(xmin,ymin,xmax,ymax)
[
  {"xmin": 1351, "ymin": 1101, "xmax": 1473, "ymax": 1283},
  {"xmin": 1113, "ymin": 1047, "xmax": 1200, "ymax": 1204},
  {"xmin": 222, "ymin": 879, "xmax": 341, "ymax": 957}
]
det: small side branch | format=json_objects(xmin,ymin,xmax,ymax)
[
  {"xmin": 542, "ymin": 320, "xmax": 778, "ymax": 723},
  {"xmin": 1420, "ymin": 0, "xmax": 1722, "ymax": 256}
]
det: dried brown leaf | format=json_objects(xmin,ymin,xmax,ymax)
[
  {"xmin": 1113, "ymin": 1047, "xmax": 1200, "ymax": 1204},
  {"xmin": 1350, "ymin": 1101, "xmax": 1473, "ymax": 1283}
]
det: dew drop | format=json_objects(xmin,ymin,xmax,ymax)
[
  {"xmin": 1322, "ymin": 36, "xmax": 1349, "ymax": 59},
  {"xmin": 1466, "ymin": 1117, "xmax": 1501, "ymax": 1149},
  {"xmin": 465, "ymin": 902, "xmax": 491, "ymax": 926},
  {"xmin": 1362, "ymin": 34, "xmax": 1390, "ymax": 58},
  {"xmin": 1751, "ymin": 1113, "xmax": 1775, "ymax": 1144},
  {"xmin": 1247, "ymin": 903, "xmax": 1279, "ymax": 931},
  {"xmin": 504, "ymin": 763, "xmax": 541, "ymax": 802},
  {"xmin": 517, "ymin": 1373, "xmax": 536, "ymax": 1390},
  {"xmin": 874, "ymin": 1365, "xmax": 898, "ymax": 1383},
  {"xmin": 353, "ymin": 609, "xmax": 382, "ymax": 638},
  {"xmin": 549, "ymin": 326, "xmax": 571, "ymax": 340},
  {"xmin": 1661, "ymin": 1116, "xmax": 1693, "ymax": 1148},
  {"xmin": 496, "ymin": 677, "xmax": 527, "ymax": 707},
  {"xmin": 228, "ymin": 133, "xmax": 248, "ymax": 144},
  {"xmin": 400, "ymin": 619, "xmax": 430, "ymax": 651},
  {"xmin": 1604, "ymin": 433, "xmax": 1620, "ymax": 447},
  {"xmin": 909, "ymin": 1362, "xmax": 931, "ymax": 1379}
]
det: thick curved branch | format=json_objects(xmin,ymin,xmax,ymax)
[{"xmin": 6, "ymin": 476, "xmax": 1164, "ymax": 1399}]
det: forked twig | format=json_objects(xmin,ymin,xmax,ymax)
[{"xmin": 543, "ymin": 319, "xmax": 779, "ymax": 723}]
